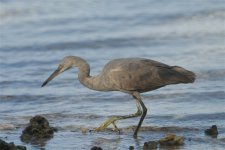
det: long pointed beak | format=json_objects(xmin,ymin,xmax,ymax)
[{"xmin": 42, "ymin": 68, "xmax": 62, "ymax": 87}]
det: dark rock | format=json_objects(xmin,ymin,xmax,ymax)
[
  {"xmin": 16, "ymin": 145, "xmax": 27, "ymax": 150},
  {"xmin": 0, "ymin": 139, "xmax": 26, "ymax": 150},
  {"xmin": 129, "ymin": 145, "xmax": 134, "ymax": 150},
  {"xmin": 159, "ymin": 134, "xmax": 184, "ymax": 146},
  {"xmin": 20, "ymin": 115, "xmax": 57, "ymax": 143},
  {"xmin": 91, "ymin": 146, "xmax": 102, "ymax": 150},
  {"xmin": 143, "ymin": 141, "xmax": 158, "ymax": 149},
  {"xmin": 205, "ymin": 125, "xmax": 218, "ymax": 137}
]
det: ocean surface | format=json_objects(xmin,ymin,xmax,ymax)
[{"xmin": 0, "ymin": 0, "xmax": 225, "ymax": 149}]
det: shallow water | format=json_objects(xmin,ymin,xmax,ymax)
[{"xmin": 0, "ymin": 0, "xmax": 225, "ymax": 149}]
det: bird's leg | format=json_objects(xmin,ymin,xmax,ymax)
[
  {"xmin": 94, "ymin": 95, "xmax": 143, "ymax": 133},
  {"xmin": 111, "ymin": 121, "xmax": 120, "ymax": 132},
  {"xmin": 134, "ymin": 97, "xmax": 142, "ymax": 115},
  {"xmin": 111, "ymin": 101, "xmax": 142, "ymax": 132},
  {"xmin": 132, "ymin": 92, "xmax": 147, "ymax": 138}
]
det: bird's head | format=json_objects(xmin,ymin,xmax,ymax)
[{"xmin": 41, "ymin": 56, "xmax": 75, "ymax": 87}]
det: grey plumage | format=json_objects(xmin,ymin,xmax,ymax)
[{"xmin": 42, "ymin": 56, "xmax": 195, "ymax": 138}]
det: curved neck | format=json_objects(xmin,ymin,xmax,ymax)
[
  {"xmin": 73, "ymin": 57, "xmax": 90, "ymax": 80},
  {"xmin": 72, "ymin": 56, "xmax": 110, "ymax": 91},
  {"xmin": 72, "ymin": 56, "xmax": 96, "ymax": 90}
]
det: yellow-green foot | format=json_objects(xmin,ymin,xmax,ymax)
[
  {"xmin": 112, "ymin": 121, "xmax": 121, "ymax": 133},
  {"xmin": 94, "ymin": 116, "xmax": 120, "ymax": 132}
]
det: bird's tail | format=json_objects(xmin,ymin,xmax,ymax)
[{"xmin": 171, "ymin": 66, "xmax": 196, "ymax": 83}]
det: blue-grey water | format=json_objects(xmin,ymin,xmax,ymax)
[{"xmin": 0, "ymin": 0, "xmax": 225, "ymax": 149}]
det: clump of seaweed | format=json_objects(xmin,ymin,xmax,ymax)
[
  {"xmin": 159, "ymin": 134, "xmax": 184, "ymax": 146},
  {"xmin": 205, "ymin": 125, "xmax": 218, "ymax": 138},
  {"xmin": 20, "ymin": 115, "xmax": 57, "ymax": 143},
  {"xmin": 0, "ymin": 139, "xmax": 26, "ymax": 150},
  {"xmin": 143, "ymin": 134, "xmax": 184, "ymax": 149},
  {"xmin": 143, "ymin": 141, "xmax": 158, "ymax": 150}
]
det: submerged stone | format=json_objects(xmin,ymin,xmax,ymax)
[
  {"xmin": 159, "ymin": 134, "xmax": 184, "ymax": 146},
  {"xmin": 129, "ymin": 145, "xmax": 134, "ymax": 150},
  {"xmin": 143, "ymin": 141, "xmax": 158, "ymax": 150},
  {"xmin": 0, "ymin": 124, "xmax": 15, "ymax": 130},
  {"xmin": 205, "ymin": 125, "xmax": 218, "ymax": 137},
  {"xmin": 81, "ymin": 128, "xmax": 88, "ymax": 134},
  {"xmin": 0, "ymin": 139, "xmax": 26, "ymax": 150},
  {"xmin": 20, "ymin": 115, "xmax": 57, "ymax": 142},
  {"xmin": 90, "ymin": 146, "xmax": 102, "ymax": 150}
]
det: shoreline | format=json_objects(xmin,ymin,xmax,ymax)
[{"xmin": 1, "ymin": 123, "xmax": 224, "ymax": 149}]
